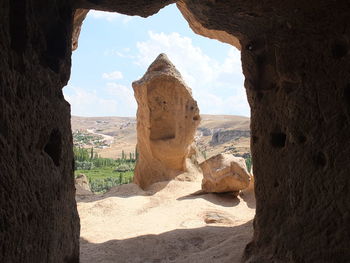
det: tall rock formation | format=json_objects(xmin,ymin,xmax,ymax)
[{"xmin": 133, "ymin": 54, "xmax": 200, "ymax": 189}]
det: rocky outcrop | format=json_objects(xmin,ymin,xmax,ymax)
[
  {"xmin": 133, "ymin": 54, "xmax": 200, "ymax": 189},
  {"xmin": 176, "ymin": 1, "xmax": 241, "ymax": 50},
  {"xmin": 75, "ymin": 174, "xmax": 92, "ymax": 195},
  {"xmin": 197, "ymin": 127, "xmax": 212, "ymax": 136},
  {"xmin": 72, "ymin": 9, "xmax": 89, "ymax": 51},
  {"xmin": 200, "ymin": 153, "xmax": 250, "ymax": 193},
  {"xmin": 210, "ymin": 129, "xmax": 250, "ymax": 146}
]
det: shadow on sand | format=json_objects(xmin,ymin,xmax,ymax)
[
  {"xmin": 76, "ymin": 181, "xmax": 173, "ymax": 203},
  {"xmin": 239, "ymin": 191, "xmax": 256, "ymax": 209},
  {"xmin": 80, "ymin": 220, "xmax": 253, "ymax": 263},
  {"xmin": 177, "ymin": 191, "xmax": 241, "ymax": 207}
]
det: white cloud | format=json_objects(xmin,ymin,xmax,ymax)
[
  {"xmin": 102, "ymin": 71, "xmax": 123, "ymax": 80},
  {"xmin": 135, "ymin": 31, "xmax": 249, "ymax": 116},
  {"xmin": 64, "ymin": 86, "xmax": 118, "ymax": 117},
  {"xmin": 89, "ymin": 10, "xmax": 133, "ymax": 24},
  {"xmin": 64, "ymin": 85, "xmax": 136, "ymax": 117},
  {"xmin": 106, "ymin": 82, "xmax": 137, "ymax": 112},
  {"xmin": 103, "ymin": 48, "xmax": 135, "ymax": 59}
]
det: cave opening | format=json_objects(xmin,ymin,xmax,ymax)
[{"xmin": 67, "ymin": 4, "xmax": 254, "ymax": 262}]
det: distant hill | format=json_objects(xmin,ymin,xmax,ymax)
[{"xmin": 71, "ymin": 114, "xmax": 250, "ymax": 159}]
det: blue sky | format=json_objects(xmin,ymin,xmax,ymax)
[{"xmin": 64, "ymin": 4, "xmax": 249, "ymax": 117}]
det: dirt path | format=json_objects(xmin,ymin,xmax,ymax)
[
  {"xmin": 87, "ymin": 128, "xmax": 114, "ymax": 145},
  {"xmin": 77, "ymin": 180, "xmax": 255, "ymax": 263}
]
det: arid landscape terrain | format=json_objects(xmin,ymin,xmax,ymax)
[
  {"xmin": 71, "ymin": 114, "xmax": 251, "ymax": 160},
  {"xmin": 73, "ymin": 114, "xmax": 255, "ymax": 263},
  {"xmin": 77, "ymin": 173, "xmax": 255, "ymax": 263}
]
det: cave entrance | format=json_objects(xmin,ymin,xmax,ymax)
[{"xmin": 66, "ymin": 4, "xmax": 254, "ymax": 262}]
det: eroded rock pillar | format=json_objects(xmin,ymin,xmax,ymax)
[{"xmin": 133, "ymin": 54, "xmax": 200, "ymax": 189}]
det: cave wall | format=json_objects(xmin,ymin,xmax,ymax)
[
  {"xmin": 0, "ymin": 0, "xmax": 79, "ymax": 262},
  {"xmin": 1, "ymin": 0, "xmax": 350, "ymax": 262},
  {"xmin": 176, "ymin": 1, "xmax": 350, "ymax": 262}
]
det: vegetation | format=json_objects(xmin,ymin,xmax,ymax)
[
  {"xmin": 245, "ymin": 156, "xmax": 252, "ymax": 173},
  {"xmin": 74, "ymin": 147, "xmax": 137, "ymax": 193}
]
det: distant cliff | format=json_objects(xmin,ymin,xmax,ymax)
[{"xmin": 210, "ymin": 129, "xmax": 250, "ymax": 145}]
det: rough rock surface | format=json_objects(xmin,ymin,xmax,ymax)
[
  {"xmin": 197, "ymin": 127, "xmax": 212, "ymax": 136},
  {"xmin": 200, "ymin": 153, "xmax": 250, "ymax": 193},
  {"xmin": 2, "ymin": 0, "xmax": 350, "ymax": 262},
  {"xmin": 133, "ymin": 54, "xmax": 200, "ymax": 189},
  {"xmin": 75, "ymin": 174, "xmax": 92, "ymax": 195},
  {"xmin": 177, "ymin": 1, "xmax": 241, "ymax": 50},
  {"xmin": 0, "ymin": 1, "xmax": 80, "ymax": 262},
  {"xmin": 210, "ymin": 129, "xmax": 250, "ymax": 146},
  {"xmin": 72, "ymin": 9, "xmax": 89, "ymax": 51}
]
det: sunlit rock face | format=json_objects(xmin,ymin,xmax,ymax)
[
  {"xmin": 132, "ymin": 54, "xmax": 200, "ymax": 189},
  {"xmin": 200, "ymin": 153, "xmax": 250, "ymax": 193},
  {"xmin": 2, "ymin": 0, "xmax": 350, "ymax": 262}
]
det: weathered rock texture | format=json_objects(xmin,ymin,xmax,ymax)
[
  {"xmin": 0, "ymin": 1, "xmax": 79, "ymax": 262},
  {"xmin": 133, "ymin": 54, "xmax": 200, "ymax": 189},
  {"xmin": 200, "ymin": 154, "xmax": 250, "ymax": 193},
  {"xmin": 210, "ymin": 129, "xmax": 250, "ymax": 146},
  {"xmin": 2, "ymin": 0, "xmax": 350, "ymax": 262},
  {"xmin": 72, "ymin": 9, "xmax": 89, "ymax": 51},
  {"xmin": 74, "ymin": 174, "xmax": 91, "ymax": 192}
]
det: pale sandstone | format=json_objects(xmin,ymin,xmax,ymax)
[
  {"xmin": 75, "ymin": 174, "xmax": 93, "ymax": 196},
  {"xmin": 200, "ymin": 153, "xmax": 250, "ymax": 193},
  {"xmin": 133, "ymin": 54, "xmax": 200, "ymax": 189}
]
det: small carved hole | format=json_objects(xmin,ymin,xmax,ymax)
[
  {"xmin": 297, "ymin": 135, "xmax": 307, "ymax": 144},
  {"xmin": 257, "ymin": 92, "xmax": 264, "ymax": 101},
  {"xmin": 314, "ymin": 151, "xmax": 327, "ymax": 168},
  {"xmin": 344, "ymin": 84, "xmax": 350, "ymax": 106},
  {"xmin": 270, "ymin": 132, "xmax": 286, "ymax": 148},
  {"xmin": 44, "ymin": 129, "xmax": 62, "ymax": 166},
  {"xmin": 332, "ymin": 41, "xmax": 348, "ymax": 59},
  {"xmin": 0, "ymin": 121, "xmax": 8, "ymax": 138}
]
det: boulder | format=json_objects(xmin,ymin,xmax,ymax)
[
  {"xmin": 200, "ymin": 153, "xmax": 250, "ymax": 193},
  {"xmin": 75, "ymin": 174, "xmax": 92, "ymax": 195},
  {"xmin": 133, "ymin": 54, "xmax": 200, "ymax": 189}
]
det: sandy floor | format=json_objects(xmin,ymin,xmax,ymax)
[{"xmin": 77, "ymin": 179, "xmax": 255, "ymax": 263}]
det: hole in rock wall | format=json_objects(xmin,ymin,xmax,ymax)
[
  {"xmin": 344, "ymin": 84, "xmax": 350, "ymax": 110},
  {"xmin": 9, "ymin": 0, "xmax": 27, "ymax": 55},
  {"xmin": 44, "ymin": 129, "xmax": 62, "ymax": 166},
  {"xmin": 314, "ymin": 151, "xmax": 327, "ymax": 168},
  {"xmin": 332, "ymin": 39, "xmax": 348, "ymax": 59},
  {"xmin": 270, "ymin": 132, "xmax": 287, "ymax": 148},
  {"xmin": 66, "ymin": 5, "xmax": 254, "ymax": 262},
  {"xmin": 0, "ymin": 120, "xmax": 8, "ymax": 138}
]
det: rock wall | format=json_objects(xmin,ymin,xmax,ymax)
[
  {"xmin": 177, "ymin": 1, "xmax": 350, "ymax": 262},
  {"xmin": 133, "ymin": 54, "xmax": 200, "ymax": 189},
  {"xmin": 210, "ymin": 129, "xmax": 250, "ymax": 146},
  {"xmin": 2, "ymin": 0, "xmax": 350, "ymax": 262},
  {"xmin": 1, "ymin": 1, "xmax": 181, "ymax": 261},
  {"xmin": 0, "ymin": 0, "xmax": 80, "ymax": 262}
]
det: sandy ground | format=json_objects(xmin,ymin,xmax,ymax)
[{"xmin": 77, "ymin": 177, "xmax": 255, "ymax": 263}]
